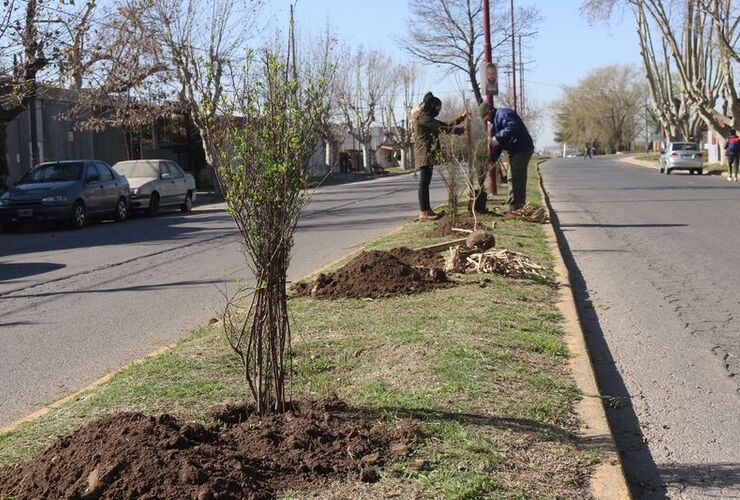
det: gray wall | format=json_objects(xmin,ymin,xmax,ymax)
[{"xmin": 5, "ymin": 98, "xmax": 129, "ymax": 184}]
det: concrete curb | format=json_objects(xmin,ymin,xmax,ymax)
[{"xmin": 537, "ymin": 159, "xmax": 632, "ymax": 500}]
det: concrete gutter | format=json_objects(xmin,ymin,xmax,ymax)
[{"xmin": 537, "ymin": 159, "xmax": 632, "ymax": 500}]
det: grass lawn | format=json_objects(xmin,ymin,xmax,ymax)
[
  {"xmin": 634, "ymin": 153, "xmax": 660, "ymax": 162},
  {"xmin": 0, "ymin": 160, "xmax": 598, "ymax": 498}
]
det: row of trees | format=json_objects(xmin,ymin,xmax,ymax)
[
  {"xmin": 552, "ymin": 65, "xmax": 648, "ymax": 153},
  {"xmin": 581, "ymin": 0, "xmax": 739, "ymax": 151},
  {"xmin": 0, "ymin": 0, "xmax": 545, "ymax": 188}
]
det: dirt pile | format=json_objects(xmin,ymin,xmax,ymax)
[
  {"xmin": 388, "ymin": 246, "xmax": 445, "ymax": 269},
  {"xmin": 293, "ymin": 250, "xmax": 449, "ymax": 300},
  {"xmin": 422, "ymin": 215, "xmax": 476, "ymax": 238},
  {"xmin": 0, "ymin": 399, "xmax": 419, "ymax": 500}
]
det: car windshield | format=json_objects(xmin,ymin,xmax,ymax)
[
  {"xmin": 114, "ymin": 162, "xmax": 159, "ymax": 178},
  {"xmin": 672, "ymin": 143, "xmax": 699, "ymax": 151},
  {"xmin": 19, "ymin": 162, "xmax": 83, "ymax": 184}
]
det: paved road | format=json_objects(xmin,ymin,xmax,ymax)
[
  {"xmin": 542, "ymin": 157, "xmax": 740, "ymax": 499},
  {"xmin": 0, "ymin": 172, "xmax": 444, "ymax": 427}
]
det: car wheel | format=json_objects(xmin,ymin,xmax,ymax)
[
  {"xmin": 114, "ymin": 197, "xmax": 128, "ymax": 222},
  {"xmin": 148, "ymin": 192, "xmax": 160, "ymax": 217},
  {"xmin": 1, "ymin": 222, "xmax": 20, "ymax": 233},
  {"xmin": 70, "ymin": 201, "xmax": 86, "ymax": 229},
  {"xmin": 180, "ymin": 191, "xmax": 193, "ymax": 213}
]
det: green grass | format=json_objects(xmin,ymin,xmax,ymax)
[{"xmin": 0, "ymin": 159, "xmax": 597, "ymax": 498}]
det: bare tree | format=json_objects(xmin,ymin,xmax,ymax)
[
  {"xmin": 336, "ymin": 46, "xmax": 395, "ymax": 172},
  {"xmin": 0, "ymin": 0, "xmax": 49, "ymax": 187},
  {"xmin": 381, "ymin": 64, "xmax": 422, "ymax": 170},
  {"xmin": 398, "ymin": 0, "xmax": 542, "ymax": 105},
  {"xmin": 583, "ymin": 0, "xmax": 738, "ymax": 151},
  {"xmin": 553, "ymin": 65, "xmax": 647, "ymax": 153}
]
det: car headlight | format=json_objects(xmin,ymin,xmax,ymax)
[
  {"xmin": 42, "ymin": 195, "xmax": 69, "ymax": 203},
  {"xmin": 131, "ymin": 188, "xmax": 139, "ymax": 195}
]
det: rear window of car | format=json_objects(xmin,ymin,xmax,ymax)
[
  {"xmin": 114, "ymin": 162, "xmax": 159, "ymax": 178},
  {"xmin": 672, "ymin": 143, "xmax": 699, "ymax": 151},
  {"xmin": 20, "ymin": 162, "xmax": 83, "ymax": 184}
]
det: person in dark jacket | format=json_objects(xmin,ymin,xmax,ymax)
[
  {"xmin": 479, "ymin": 102, "xmax": 534, "ymax": 212},
  {"xmin": 412, "ymin": 92, "xmax": 466, "ymax": 221},
  {"xmin": 725, "ymin": 129, "xmax": 740, "ymax": 182}
]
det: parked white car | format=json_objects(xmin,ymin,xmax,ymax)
[
  {"xmin": 112, "ymin": 160, "xmax": 196, "ymax": 216},
  {"xmin": 659, "ymin": 142, "xmax": 704, "ymax": 175}
]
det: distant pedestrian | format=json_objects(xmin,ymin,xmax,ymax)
[
  {"xmin": 479, "ymin": 102, "xmax": 534, "ymax": 212},
  {"xmin": 584, "ymin": 143, "xmax": 593, "ymax": 159},
  {"xmin": 726, "ymin": 129, "xmax": 740, "ymax": 183},
  {"xmin": 412, "ymin": 92, "xmax": 466, "ymax": 221}
]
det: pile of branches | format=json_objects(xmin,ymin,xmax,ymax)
[
  {"xmin": 504, "ymin": 204, "xmax": 550, "ymax": 224},
  {"xmin": 445, "ymin": 246, "xmax": 545, "ymax": 278}
]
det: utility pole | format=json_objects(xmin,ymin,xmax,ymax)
[
  {"xmin": 510, "ymin": 0, "xmax": 517, "ymax": 112},
  {"xmin": 518, "ymin": 35, "xmax": 524, "ymax": 114},
  {"xmin": 482, "ymin": 0, "xmax": 497, "ymax": 197},
  {"xmin": 482, "ymin": 0, "xmax": 493, "ymax": 107}
]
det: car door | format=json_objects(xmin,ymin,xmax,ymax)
[
  {"xmin": 167, "ymin": 162, "xmax": 188, "ymax": 203},
  {"xmin": 158, "ymin": 162, "xmax": 177, "ymax": 205},
  {"xmin": 95, "ymin": 162, "xmax": 118, "ymax": 213},
  {"xmin": 82, "ymin": 163, "xmax": 103, "ymax": 213}
]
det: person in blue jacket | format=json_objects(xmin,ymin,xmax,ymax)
[{"xmin": 479, "ymin": 102, "xmax": 534, "ymax": 212}]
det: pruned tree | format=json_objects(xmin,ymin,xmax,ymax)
[
  {"xmin": 336, "ymin": 46, "xmax": 395, "ymax": 172},
  {"xmin": 381, "ymin": 63, "xmax": 422, "ymax": 170},
  {"xmin": 583, "ymin": 0, "xmax": 738, "ymax": 152},
  {"xmin": 209, "ymin": 49, "xmax": 328, "ymax": 415},
  {"xmin": 398, "ymin": 0, "xmax": 542, "ymax": 105},
  {"xmin": 553, "ymin": 64, "xmax": 647, "ymax": 153}
]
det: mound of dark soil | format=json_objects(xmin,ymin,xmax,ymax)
[
  {"xmin": 423, "ymin": 215, "xmax": 476, "ymax": 238},
  {"xmin": 388, "ymin": 246, "xmax": 445, "ymax": 269},
  {"xmin": 294, "ymin": 250, "xmax": 449, "ymax": 300},
  {"xmin": 0, "ymin": 399, "xmax": 419, "ymax": 500}
]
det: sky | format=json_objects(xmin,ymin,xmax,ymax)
[{"xmin": 264, "ymin": 0, "xmax": 643, "ymax": 149}]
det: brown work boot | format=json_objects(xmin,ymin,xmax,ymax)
[{"xmin": 419, "ymin": 210, "xmax": 442, "ymax": 221}]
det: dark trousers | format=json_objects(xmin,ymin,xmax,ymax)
[
  {"xmin": 507, "ymin": 152, "xmax": 532, "ymax": 209},
  {"xmin": 728, "ymin": 154, "xmax": 739, "ymax": 177},
  {"xmin": 418, "ymin": 165, "xmax": 433, "ymax": 211}
]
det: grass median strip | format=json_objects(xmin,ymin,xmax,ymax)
[{"xmin": 0, "ymin": 161, "xmax": 599, "ymax": 498}]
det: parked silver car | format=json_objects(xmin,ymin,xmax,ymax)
[
  {"xmin": 112, "ymin": 160, "xmax": 196, "ymax": 216},
  {"xmin": 659, "ymin": 142, "xmax": 704, "ymax": 175}
]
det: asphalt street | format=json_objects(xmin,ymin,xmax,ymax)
[
  {"xmin": 541, "ymin": 157, "xmax": 740, "ymax": 499},
  {"xmin": 0, "ymin": 172, "xmax": 445, "ymax": 427}
]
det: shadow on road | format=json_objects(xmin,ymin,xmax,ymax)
[
  {"xmin": 0, "ymin": 262, "xmax": 66, "ymax": 281},
  {"xmin": 543, "ymin": 182, "xmax": 668, "ymax": 499}
]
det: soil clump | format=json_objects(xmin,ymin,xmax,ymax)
[
  {"xmin": 293, "ymin": 250, "xmax": 450, "ymax": 300},
  {"xmin": 422, "ymin": 215, "xmax": 477, "ymax": 238},
  {"xmin": 388, "ymin": 246, "xmax": 445, "ymax": 269},
  {"xmin": 0, "ymin": 399, "xmax": 419, "ymax": 500}
]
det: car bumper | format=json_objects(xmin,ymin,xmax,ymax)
[
  {"xmin": 0, "ymin": 203, "xmax": 72, "ymax": 223},
  {"xmin": 667, "ymin": 159, "xmax": 703, "ymax": 169},
  {"xmin": 129, "ymin": 193, "xmax": 151, "ymax": 209}
]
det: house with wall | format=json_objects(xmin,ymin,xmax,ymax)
[{"xmin": 3, "ymin": 88, "xmax": 203, "ymax": 187}]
